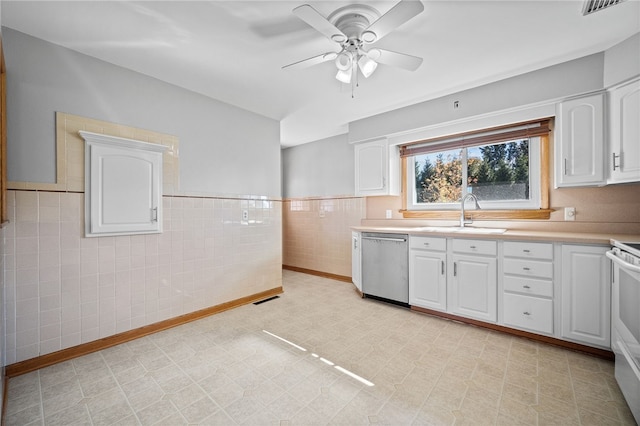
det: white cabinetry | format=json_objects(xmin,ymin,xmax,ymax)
[
  {"xmin": 82, "ymin": 131, "xmax": 166, "ymax": 237},
  {"xmin": 555, "ymin": 92, "xmax": 606, "ymax": 187},
  {"xmin": 409, "ymin": 236, "xmax": 447, "ymax": 312},
  {"xmin": 608, "ymin": 78, "xmax": 640, "ymax": 184},
  {"xmin": 561, "ymin": 244, "xmax": 611, "ymax": 349},
  {"xmin": 352, "ymin": 231, "xmax": 361, "ymax": 292},
  {"xmin": 450, "ymin": 239, "xmax": 497, "ymax": 323},
  {"xmin": 502, "ymin": 241, "xmax": 554, "ymax": 335},
  {"xmin": 354, "ymin": 139, "xmax": 400, "ymax": 196}
]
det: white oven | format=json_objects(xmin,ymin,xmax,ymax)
[{"xmin": 607, "ymin": 241, "xmax": 640, "ymax": 423}]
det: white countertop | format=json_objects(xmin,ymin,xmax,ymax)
[{"xmin": 352, "ymin": 226, "xmax": 640, "ymax": 245}]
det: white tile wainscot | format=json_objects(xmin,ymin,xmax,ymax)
[{"xmin": 3, "ymin": 190, "xmax": 282, "ymax": 364}]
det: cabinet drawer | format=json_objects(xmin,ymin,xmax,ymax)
[
  {"xmin": 452, "ymin": 239, "xmax": 496, "ymax": 256},
  {"xmin": 504, "ymin": 241, "xmax": 553, "ymax": 260},
  {"xmin": 503, "ymin": 293, "xmax": 553, "ymax": 334},
  {"xmin": 504, "ymin": 275, "xmax": 553, "ymax": 298},
  {"xmin": 410, "ymin": 236, "xmax": 446, "ymax": 251},
  {"xmin": 503, "ymin": 258, "xmax": 553, "ymax": 279}
]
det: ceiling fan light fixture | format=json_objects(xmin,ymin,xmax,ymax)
[
  {"xmin": 331, "ymin": 34, "xmax": 347, "ymax": 43},
  {"xmin": 335, "ymin": 52, "xmax": 352, "ymax": 71},
  {"xmin": 335, "ymin": 68, "xmax": 352, "ymax": 84},
  {"xmin": 361, "ymin": 30, "xmax": 377, "ymax": 43},
  {"xmin": 358, "ymin": 55, "xmax": 378, "ymax": 78}
]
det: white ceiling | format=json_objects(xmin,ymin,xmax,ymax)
[{"xmin": 2, "ymin": 1, "xmax": 639, "ymax": 147}]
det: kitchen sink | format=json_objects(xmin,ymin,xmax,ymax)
[{"xmin": 415, "ymin": 226, "xmax": 507, "ymax": 234}]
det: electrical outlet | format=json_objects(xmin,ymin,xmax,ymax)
[
  {"xmin": 564, "ymin": 207, "xmax": 575, "ymax": 221},
  {"xmin": 385, "ymin": 209, "xmax": 392, "ymax": 219},
  {"xmin": 242, "ymin": 210, "xmax": 249, "ymax": 221}
]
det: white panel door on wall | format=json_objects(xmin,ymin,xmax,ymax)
[{"xmin": 82, "ymin": 131, "xmax": 166, "ymax": 237}]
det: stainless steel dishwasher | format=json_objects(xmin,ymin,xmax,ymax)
[{"xmin": 361, "ymin": 232, "xmax": 409, "ymax": 305}]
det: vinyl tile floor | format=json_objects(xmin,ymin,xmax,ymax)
[{"xmin": 4, "ymin": 270, "xmax": 636, "ymax": 425}]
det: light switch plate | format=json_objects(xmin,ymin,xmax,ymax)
[
  {"xmin": 385, "ymin": 210, "xmax": 392, "ymax": 219},
  {"xmin": 564, "ymin": 207, "xmax": 575, "ymax": 221}
]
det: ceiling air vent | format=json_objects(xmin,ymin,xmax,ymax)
[{"xmin": 582, "ymin": 0, "xmax": 626, "ymax": 15}]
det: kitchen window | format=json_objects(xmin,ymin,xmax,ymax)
[{"xmin": 400, "ymin": 119, "xmax": 552, "ymax": 219}]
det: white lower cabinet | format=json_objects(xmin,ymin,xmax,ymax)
[
  {"xmin": 503, "ymin": 293, "xmax": 553, "ymax": 334},
  {"xmin": 450, "ymin": 239, "xmax": 497, "ymax": 323},
  {"xmin": 561, "ymin": 244, "xmax": 611, "ymax": 348},
  {"xmin": 352, "ymin": 232, "xmax": 361, "ymax": 292},
  {"xmin": 409, "ymin": 236, "xmax": 447, "ymax": 312},
  {"xmin": 502, "ymin": 241, "xmax": 554, "ymax": 335}
]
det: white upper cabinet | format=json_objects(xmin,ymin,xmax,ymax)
[
  {"xmin": 354, "ymin": 139, "xmax": 400, "ymax": 196},
  {"xmin": 82, "ymin": 131, "xmax": 167, "ymax": 237},
  {"xmin": 555, "ymin": 92, "xmax": 606, "ymax": 187},
  {"xmin": 608, "ymin": 78, "xmax": 640, "ymax": 184}
]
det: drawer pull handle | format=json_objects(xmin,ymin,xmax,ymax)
[
  {"xmin": 523, "ymin": 311, "xmax": 531, "ymax": 316},
  {"xmin": 424, "ymin": 242, "xmax": 429, "ymax": 246},
  {"xmin": 470, "ymin": 245, "xmax": 476, "ymax": 249},
  {"xmin": 523, "ymin": 285, "xmax": 531, "ymax": 289},
  {"xmin": 441, "ymin": 260, "xmax": 445, "ymax": 275},
  {"xmin": 523, "ymin": 267, "xmax": 530, "ymax": 271},
  {"xmin": 523, "ymin": 249, "xmax": 530, "ymax": 253}
]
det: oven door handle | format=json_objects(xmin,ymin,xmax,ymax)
[{"xmin": 606, "ymin": 250, "xmax": 640, "ymax": 273}]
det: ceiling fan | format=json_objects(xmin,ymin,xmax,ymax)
[{"xmin": 283, "ymin": 1, "xmax": 425, "ymax": 87}]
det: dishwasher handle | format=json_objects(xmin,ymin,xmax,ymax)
[{"xmin": 361, "ymin": 236, "xmax": 407, "ymax": 243}]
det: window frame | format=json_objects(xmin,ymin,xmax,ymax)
[
  {"xmin": 407, "ymin": 137, "xmax": 541, "ymax": 211},
  {"xmin": 400, "ymin": 120, "xmax": 552, "ymax": 220}
]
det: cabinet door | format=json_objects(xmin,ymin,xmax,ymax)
[
  {"xmin": 561, "ymin": 245, "xmax": 611, "ymax": 348},
  {"xmin": 409, "ymin": 249, "xmax": 447, "ymax": 311},
  {"xmin": 450, "ymin": 254, "xmax": 497, "ymax": 322},
  {"xmin": 555, "ymin": 93, "xmax": 605, "ymax": 187},
  {"xmin": 608, "ymin": 79, "xmax": 640, "ymax": 184},
  {"xmin": 352, "ymin": 232, "xmax": 362, "ymax": 291},
  {"xmin": 82, "ymin": 131, "xmax": 165, "ymax": 237},
  {"xmin": 354, "ymin": 140, "xmax": 399, "ymax": 196}
]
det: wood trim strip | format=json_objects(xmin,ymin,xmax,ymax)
[
  {"xmin": 5, "ymin": 287, "xmax": 283, "ymax": 378},
  {"xmin": 1, "ymin": 41, "xmax": 6, "ymax": 223},
  {"xmin": 540, "ymin": 135, "xmax": 550, "ymax": 210},
  {"xmin": 282, "ymin": 265, "xmax": 352, "ymax": 283},
  {"xmin": 401, "ymin": 209, "xmax": 554, "ymax": 220},
  {"xmin": 411, "ymin": 306, "xmax": 614, "ymax": 360}
]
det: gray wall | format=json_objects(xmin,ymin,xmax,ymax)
[
  {"xmin": 282, "ymin": 133, "xmax": 354, "ymax": 198},
  {"xmin": 348, "ymin": 53, "xmax": 605, "ymax": 143},
  {"xmin": 3, "ymin": 28, "xmax": 281, "ymax": 197},
  {"xmin": 604, "ymin": 32, "xmax": 640, "ymax": 87}
]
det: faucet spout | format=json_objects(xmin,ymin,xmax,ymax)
[{"xmin": 460, "ymin": 193, "xmax": 481, "ymax": 227}]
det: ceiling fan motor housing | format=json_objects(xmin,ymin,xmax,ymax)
[{"xmin": 328, "ymin": 5, "xmax": 381, "ymax": 43}]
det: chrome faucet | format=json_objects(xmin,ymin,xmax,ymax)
[{"xmin": 460, "ymin": 193, "xmax": 481, "ymax": 227}]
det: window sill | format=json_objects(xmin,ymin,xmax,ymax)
[{"xmin": 401, "ymin": 209, "xmax": 554, "ymax": 220}]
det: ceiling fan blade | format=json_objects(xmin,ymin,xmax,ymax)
[
  {"xmin": 293, "ymin": 4, "xmax": 348, "ymax": 43},
  {"xmin": 371, "ymin": 48, "xmax": 423, "ymax": 71},
  {"xmin": 363, "ymin": 0, "xmax": 424, "ymax": 43},
  {"xmin": 282, "ymin": 52, "xmax": 338, "ymax": 70}
]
